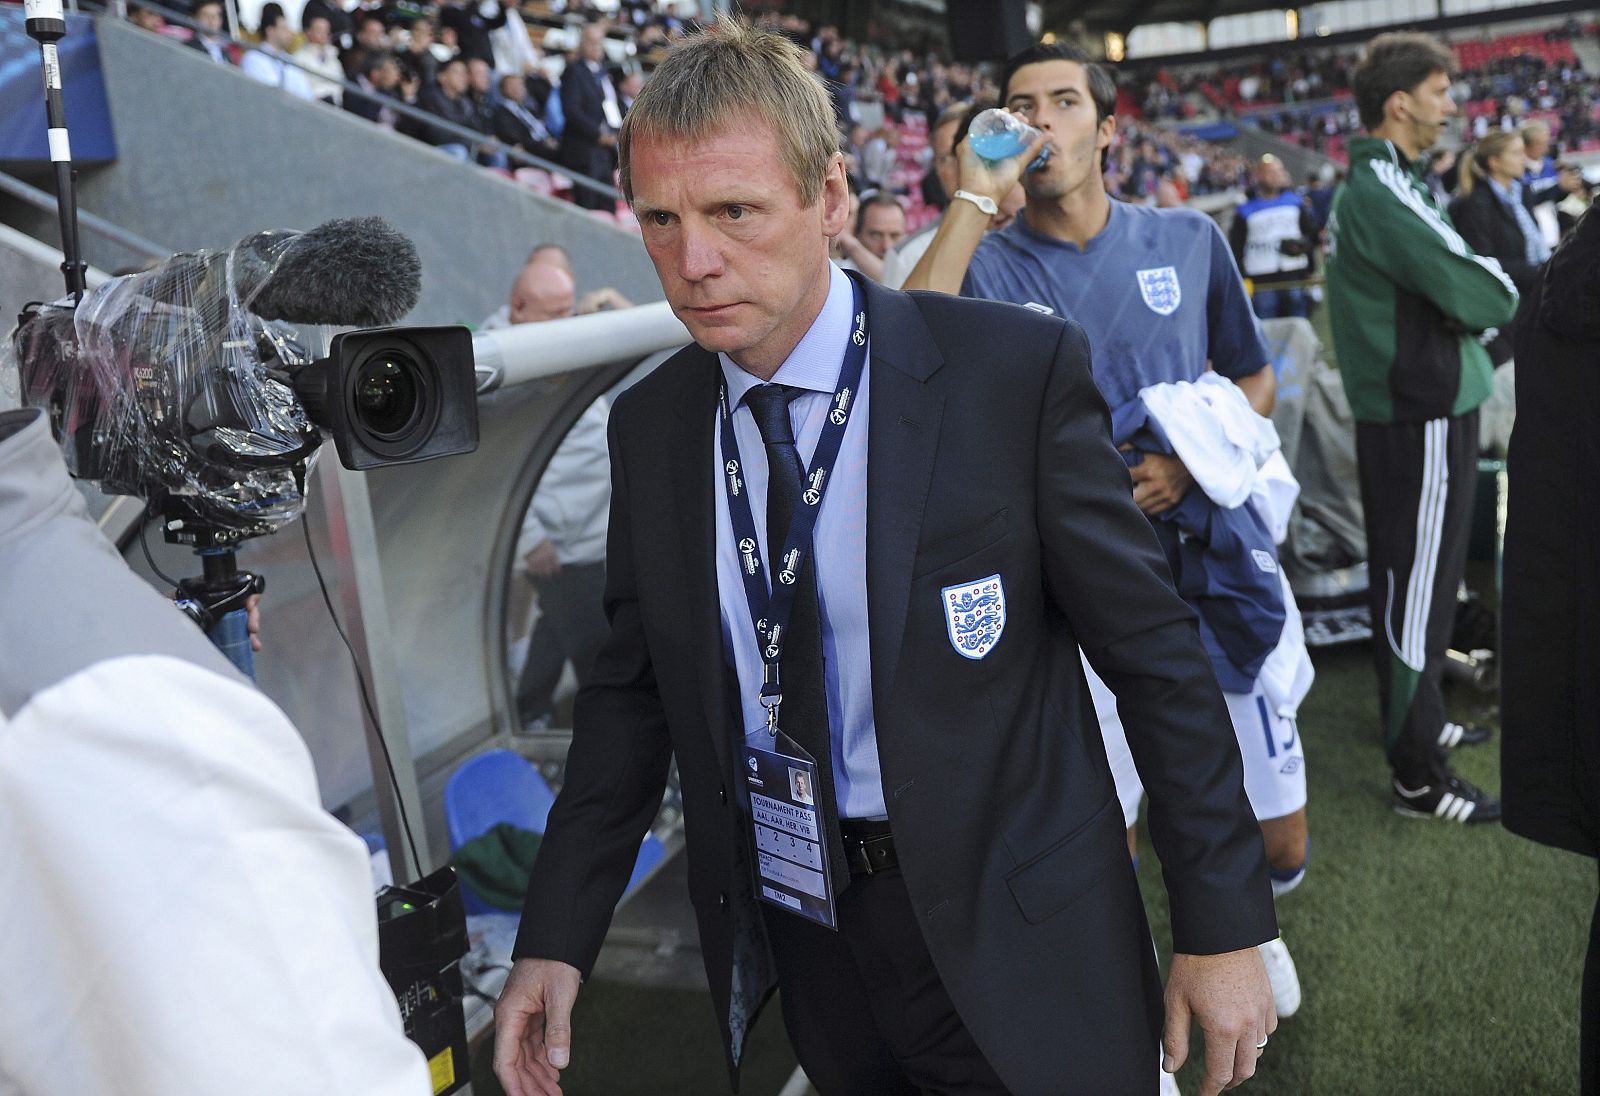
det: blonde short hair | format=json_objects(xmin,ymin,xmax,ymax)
[{"xmin": 618, "ymin": 17, "xmax": 839, "ymax": 206}]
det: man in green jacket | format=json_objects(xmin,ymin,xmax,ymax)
[{"xmin": 1327, "ymin": 31, "xmax": 1519, "ymax": 825}]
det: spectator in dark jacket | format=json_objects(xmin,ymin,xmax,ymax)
[
  {"xmin": 559, "ymin": 21, "xmax": 621, "ymax": 210},
  {"xmin": 187, "ymin": 0, "xmax": 233, "ymax": 64},
  {"xmin": 419, "ymin": 55, "xmax": 487, "ymax": 160},
  {"xmin": 395, "ymin": 16, "xmax": 440, "ymax": 89},
  {"xmin": 344, "ymin": 51, "xmax": 404, "ymax": 128},
  {"xmin": 340, "ymin": 13, "xmax": 389, "ymax": 80},
  {"xmin": 493, "ymin": 73, "xmax": 559, "ymax": 158},
  {"xmin": 437, "ymin": 0, "xmax": 506, "ymax": 65}
]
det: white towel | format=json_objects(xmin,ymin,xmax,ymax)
[
  {"xmin": 1141, "ymin": 376, "xmax": 1313, "ymax": 717},
  {"xmin": 1138, "ymin": 374, "xmax": 1282, "ymax": 510}
]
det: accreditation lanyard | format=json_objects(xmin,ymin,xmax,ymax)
[{"xmin": 718, "ymin": 276, "xmax": 867, "ymax": 734}]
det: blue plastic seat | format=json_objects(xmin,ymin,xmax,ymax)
[
  {"xmin": 445, "ymin": 749, "xmax": 558, "ymax": 914},
  {"xmin": 445, "ymin": 748, "xmax": 558, "ymax": 854},
  {"xmin": 444, "ymin": 748, "xmax": 668, "ymax": 913}
]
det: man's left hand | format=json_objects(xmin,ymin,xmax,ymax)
[
  {"xmin": 1162, "ymin": 948, "xmax": 1276, "ymax": 1096},
  {"xmin": 1126, "ymin": 449, "xmax": 1193, "ymax": 514}
]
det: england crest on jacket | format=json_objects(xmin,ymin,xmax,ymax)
[
  {"xmin": 1136, "ymin": 266, "xmax": 1181, "ymax": 316},
  {"xmin": 941, "ymin": 574, "xmax": 1005, "ymax": 660}
]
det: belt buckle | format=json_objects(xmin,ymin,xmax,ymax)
[{"xmin": 845, "ymin": 830, "xmax": 888, "ymax": 876}]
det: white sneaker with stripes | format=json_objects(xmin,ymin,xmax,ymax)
[
  {"xmin": 1437, "ymin": 720, "xmax": 1492, "ymax": 748},
  {"xmin": 1391, "ymin": 774, "xmax": 1502, "ymax": 823},
  {"xmin": 1258, "ymin": 936, "xmax": 1301, "ymax": 1018}
]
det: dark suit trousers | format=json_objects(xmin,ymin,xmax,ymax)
[
  {"xmin": 761, "ymin": 867, "xmax": 1010, "ymax": 1096},
  {"xmin": 567, "ymin": 145, "xmax": 617, "ymax": 210},
  {"xmin": 515, "ymin": 560, "xmax": 608, "ymax": 724}
]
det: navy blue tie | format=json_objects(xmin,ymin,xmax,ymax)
[{"xmin": 743, "ymin": 384, "xmax": 849, "ymax": 895}]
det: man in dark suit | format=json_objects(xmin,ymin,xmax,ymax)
[
  {"xmin": 493, "ymin": 73, "xmax": 559, "ymax": 160},
  {"xmin": 494, "ymin": 19, "xmax": 1277, "ymax": 1096},
  {"xmin": 558, "ymin": 21, "xmax": 621, "ymax": 211},
  {"xmin": 186, "ymin": 0, "xmax": 233, "ymax": 65}
]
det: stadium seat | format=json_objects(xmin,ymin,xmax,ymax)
[
  {"xmin": 445, "ymin": 748, "xmax": 667, "ymax": 912},
  {"xmin": 446, "ymin": 748, "xmax": 558, "ymax": 854},
  {"xmin": 446, "ymin": 749, "xmax": 556, "ymax": 914}
]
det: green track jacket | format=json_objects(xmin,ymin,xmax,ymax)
[{"xmin": 1326, "ymin": 136, "xmax": 1520, "ymax": 424}]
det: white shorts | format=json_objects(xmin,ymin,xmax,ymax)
[{"xmin": 1085, "ymin": 654, "xmax": 1307, "ymax": 828}]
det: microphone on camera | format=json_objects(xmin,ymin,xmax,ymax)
[
  {"xmin": 138, "ymin": 216, "xmax": 422, "ymax": 328},
  {"xmin": 250, "ymin": 217, "xmax": 422, "ymax": 327}
]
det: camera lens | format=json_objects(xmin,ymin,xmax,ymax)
[
  {"xmin": 323, "ymin": 327, "xmax": 472, "ymax": 470},
  {"xmin": 354, "ymin": 355, "xmax": 422, "ymax": 440}
]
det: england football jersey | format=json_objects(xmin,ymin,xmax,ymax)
[{"xmin": 962, "ymin": 199, "xmax": 1269, "ymax": 410}]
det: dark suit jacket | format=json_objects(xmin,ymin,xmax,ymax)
[
  {"xmin": 437, "ymin": 0, "xmax": 506, "ymax": 64},
  {"xmin": 492, "ymin": 99, "xmax": 557, "ymax": 158},
  {"xmin": 417, "ymin": 86, "xmax": 484, "ymax": 147},
  {"xmin": 1449, "ymin": 183, "xmax": 1544, "ymax": 364},
  {"xmin": 186, "ymin": 32, "xmax": 233, "ymax": 65},
  {"xmin": 557, "ymin": 59, "xmax": 612, "ymax": 178},
  {"xmin": 1503, "ymin": 206, "xmax": 1600, "ymax": 859},
  {"xmin": 513, "ymin": 279, "xmax": 1276, "ymax": 1094}
]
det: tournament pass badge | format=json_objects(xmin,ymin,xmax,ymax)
[{"xmin": 941, "ymin": 574, "xmax": 1006, "ymax": 660}]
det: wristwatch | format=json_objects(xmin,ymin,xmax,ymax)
[{"xmin": 952, "ymin": 189, "xmax": 999, "ymax": 216}]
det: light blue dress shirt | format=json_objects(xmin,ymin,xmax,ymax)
[{"xmin": 714, "ymin": 263, "xmax": 885, "ymax": 820}]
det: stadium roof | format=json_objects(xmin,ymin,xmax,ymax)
[{"xmin": 1042, "ymin": 0, "xmax": 1292, "ymax": 36}]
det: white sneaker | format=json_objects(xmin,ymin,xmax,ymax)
[{"xmin": 1259, "ymin": 936, "xmax": 1302, "ymax": 1018}]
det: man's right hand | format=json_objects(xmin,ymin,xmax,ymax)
[
  {"xmin": 953, "ymin": 112, "xmax": 1047, "ymax": 207},
  {"xmin": 493, "ymin": 958, "xmax": 583, "ymax": 1096},
  {"xmin": 525, "ymin": 538, "xmax": 562, "ymax": 580}
]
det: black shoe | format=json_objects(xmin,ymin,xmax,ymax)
[
  {"xmin": 1392, "ymin": 773, "xmax": 1501, "ymax": 823},
  {"xmin": 1437, "ymin": 720, "xmax": 1493, "ymax": 748}
]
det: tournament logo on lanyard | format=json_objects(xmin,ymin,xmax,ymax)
[{"xmin": 723, "ymin": 274, "xmax": 871, "ymax": 931}]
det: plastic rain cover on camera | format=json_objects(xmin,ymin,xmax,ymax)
[{"xmin": 8, "ymin": 231, "xmax": 322, "ymax": 538}]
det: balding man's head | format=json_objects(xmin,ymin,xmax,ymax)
[
  {"xmin": 527, "ymin": 243, "xmax": 575, "ymax": 275},
  {"xmin": 509, "ymin": 262, "xmax": 577, "ymax": 324}
]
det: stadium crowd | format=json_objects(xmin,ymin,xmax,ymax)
[
  {"xmin": 119, "ymin": 0, "xmax": 1600, "ymax": 233},
  {"xmin": 8, "ymin": 1, "xmax": 1600, "ymax": 1092}
]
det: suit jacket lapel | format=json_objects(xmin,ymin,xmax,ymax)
[
  {"xmin": 862, "ymin": 281, "xmax": 946, "ymax": 725},
  {"xmin": 669, "ymin": 347, "xmax": 736, "ymax": 776}
]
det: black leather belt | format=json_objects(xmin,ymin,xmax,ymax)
[{"xmin": 839, "ymin": 818, "xmax": 897, "ymax": 876}]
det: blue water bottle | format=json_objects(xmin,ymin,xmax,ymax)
[{"xmin": 966, "ymin": 107, "xmax": 1051, "ymax": 173}]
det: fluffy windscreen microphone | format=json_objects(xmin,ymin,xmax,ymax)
[{"xmin": 248, "ymin": 216, "xmax": 422, "ymax": 327}]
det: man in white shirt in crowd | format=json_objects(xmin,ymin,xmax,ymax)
[
  {"xmin": 294, "ymin": 13, "xmax": 346, "ymax": 105},
  {"xmin": 481, "ymin": 254, "xmax": 614, "ymax": 728},
  {"xmin": 242, "ymin": 7, "xmax": 318, "ymax": 102}
]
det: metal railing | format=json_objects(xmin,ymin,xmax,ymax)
[
  {"xmin": 86, "ymin": 0, "xmax": 624, "ymax": 203},
  {"xmin": 0, "ymin": 169, "xmax": 170, "ymax": 262}
]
